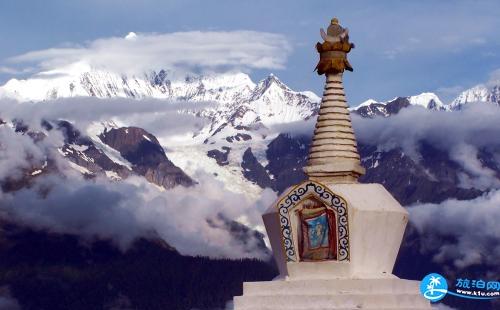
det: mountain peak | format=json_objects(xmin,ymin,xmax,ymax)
[
  {"xmin": 450, "ymin": 84, "xmax": 499, "ymax": 110},
  {"xmin": 408, "ymin": 92, "xmax": 445, "ymax": 110},
  {"xmin": 262, "ymin": 73, "xmax": 286, "ymax": 86},
  {"xmin": 251, "ymin": 73, "xmax": 291, "ymax": 97},
  {"xmin": 350, "ymin": 99, "xmax": 379, "ymax": 110}
]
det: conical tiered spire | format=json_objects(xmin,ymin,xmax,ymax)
[
  {"xmin": 304, "ymin": 73, "xmax": 365, "ymax": 182},
  {"xmin": 304, "ymin": 18, "xmax": 365, "ymax": 183}
]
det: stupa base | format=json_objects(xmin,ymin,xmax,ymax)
[{"xmin": 233, "ymin": 278, "xmax": 431, "ymax": 310}]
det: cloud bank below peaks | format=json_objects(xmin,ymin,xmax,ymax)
[
  {"xmin": 0, "ymin": 172, "xmax": 275, "ymax": 260},
  {"xmin": 6, "ymin": 31, "xmax": 292, "ymax": 77},
  {"xmin": 409, "ymin": 190, "xmax": 500, "ymax": 270},
  {"xmin": 0, "ymin": 116, "xmax": 276, "ymax": 260}
]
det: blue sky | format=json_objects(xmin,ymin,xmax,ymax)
[{"xmin": 1, "ymin": 0, "xmax": 499, "ymax": 104}]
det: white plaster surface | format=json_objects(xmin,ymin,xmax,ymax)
[
  {"xmin": 263, "ymin": 182, "xmax": 408, "ymax": 280},
  {"xmin": 234, "ymin": 278, "xmax": 431, "ymax": 309},
  {"xmin": 331, "ymin": 183, "xmax": 409, "ymax": 278}
]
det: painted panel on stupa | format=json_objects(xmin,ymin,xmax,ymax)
[
  {"xmin": 299, "ymin": 205, "xmax": 337, "ymax": 261},
  {"xmin": 277, "ymin": 181, "xmax": 349, "ymax": 262}
]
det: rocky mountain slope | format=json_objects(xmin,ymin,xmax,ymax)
[
  {"xmin": 246, "ymin": 133, "xmax": 489, "ymax": 204},
  {"xmin": 99, "ymin": 126, "xmax": 193, "ymax": 188},
  {"xmin": 2, "ymin": 119, "xmax": 193, "ymax": 191}
]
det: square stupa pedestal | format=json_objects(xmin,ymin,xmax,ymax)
[
  {"xmin": 234, "ymin": 278, "xmax": 431, "ymax": 310},
  {"xmin": 233, "ymin": 183, "xmax": 431, "ymax": 309}
]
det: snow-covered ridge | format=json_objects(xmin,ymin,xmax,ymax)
[
  {"xmin": 352, "ymin": 92, "xmax": 445, "ymax": 110},
  {"xmin": 450, "ymin": 83, "xmax": 500, "ymax": 110},
  {"xmin": 349, "ymin": 82, "xmax": 500, "ymax": 114},
  {"xmin": 349, "ymin": 92, "xmax": 447, "ymax": 116},
  {"xmin": 408, "ymin": 92, "xmax": 445, "ymax": 110},
  {"xmin": 351, "ymin": 84, "xmax": 500, "ymax": 114},
  {"xmin": 353, "ymin": 99, "xmax": 379, "ymax": 110},
  {"xmin": 0, "ymin": 63, "xmax": 257, "ymax": 104},
  {"xmin": 0, "ymin": 65, "xmax": 322, "ymax": 197},
  {"xmin": 0, "ymin": 66, "xmax": 321, "ymax": 140}
]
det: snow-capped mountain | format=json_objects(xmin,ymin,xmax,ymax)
[
  {"xmin": 450, "ymin": 83, "xmax": 500, "ymax": 110},
  {"xmin": 202, "ymin": 73, "xmax": 320, "ymax": 144},
  {"xmin": 0, "ymin": 62, "xmax": 251, "ymax": 102},
  {"xmin": 408, "ymin": 92, "xmax": 445, "ymax": 110},
  {"xmin": 351, "ymin": 83, "xmax": 500, "ymax": 116},
  {"xmin": 350, "ymin": 92, "xmax": 447, "ymax": 117},
  {"xmin": 0, "ymin": 65, "xmax": 320, "ymax": 139},
  {"xmin": 3, "ymin": 65, "xmax": 499, "ymax": 201},
  {"xmin": 0, "ymin": 67, "xmax": 321, "ymax": 199}
]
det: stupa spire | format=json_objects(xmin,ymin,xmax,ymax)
[
  {"xmin": 234, "ymin": 18, "xmax": 430, "ymax": 310},
  {"xmin": 304, "ymin": 17, "xmax": 365, "ymax": 183}
]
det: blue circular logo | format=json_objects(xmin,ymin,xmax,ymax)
[{"xmin": 420, "ymin": 273, "xmax": 448, "ymax": 302}]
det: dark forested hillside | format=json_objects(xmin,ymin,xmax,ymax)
[{"xmin": 0, "ymin": 222, "xmax": 277, "ymax": 310}]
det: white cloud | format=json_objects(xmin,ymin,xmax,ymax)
[
  {"xmin": 351, "ymin": 104, "xmax": 500, "ymax": 189},
  {"xmin": 487, "ymin": 68, "xmax": 500, "ymax": 87},
  {"xmin": 6, "ymin": 31, "xmax": 292, "ymax": 76},
  {"xmin": 268, "ymin": 118, "xmax": 316, "ymax": 137},
  {"xmin": 450, "ymin": 143, "xmax": 500, "ymax": 190},
  {"xmin": 409, "ymin": 190, "xmax": 500, "ymax": 269},
  {"xmin": 0, "ymin": 295, "xmax": 20, "ymax": 310},
  {"xmin": 0, "ymin": 96, "xmax": 210, "ymax": 138},
  {"xmin": 0, "ymin": 126, "xmax": 48, "ymax": 181},
  {"xmin": 0, "ymin": 66, "xmax": 33, "ymax": 75},
  {"xmin": 124, "ymin": 32, "xmax": 137, "ymax": 41},
  {"xmin": 1, "ymin": 172, "xmax": 275, "ymax": 259}
]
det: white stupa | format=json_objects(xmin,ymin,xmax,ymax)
[{"xmin": 233, "ymin": 18, "xmax": 431, "ymax": 310}]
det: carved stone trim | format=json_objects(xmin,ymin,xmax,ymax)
[{"xmin": 277, "ymin": 180, "xmax": 350, "ymax": 262}]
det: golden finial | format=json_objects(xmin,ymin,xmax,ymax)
[{"xmin": 315, "ymin": 17, "xmax": 354, "ymax": 75}]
